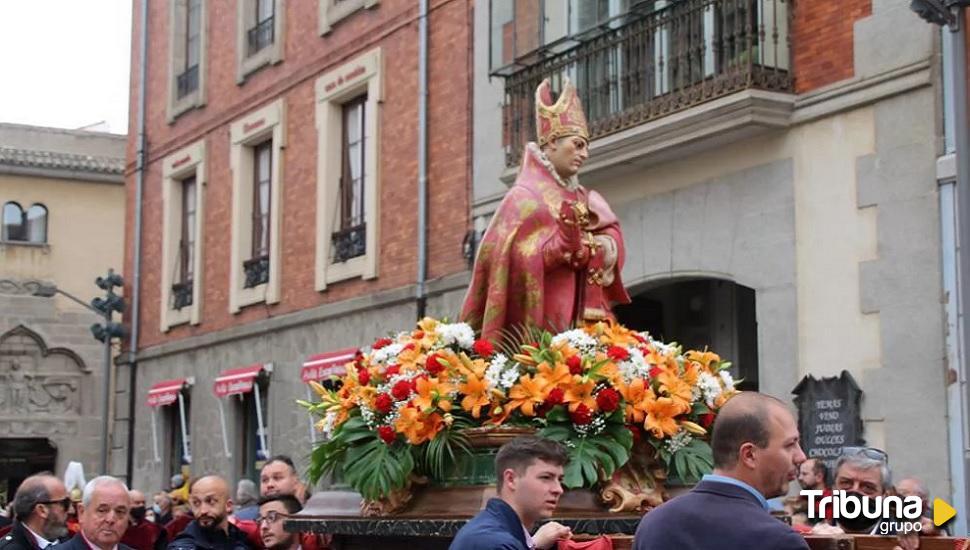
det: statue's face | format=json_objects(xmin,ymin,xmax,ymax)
[{"xmin": 544, "ymin": 135, "xmax": 588, "ymax": 178}]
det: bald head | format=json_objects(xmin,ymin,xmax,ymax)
[
  {"xmin": 129, "ymin": 490, "xmax": 146, "ymax": 507},
  {"xmin": 189, "ymin": 476, "xmax": 232, "ymax": 533},
  {"xmin": 896, "ymin": 478, "xmax": 928, "ymax": 502},
  {"xmin": 712, "ymin": 392, "xmax": 789, "ymax": 468}
]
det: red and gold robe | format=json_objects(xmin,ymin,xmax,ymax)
[{"xmin": 460, "ymin": 143, "xmax": 631, "ymax": 341}]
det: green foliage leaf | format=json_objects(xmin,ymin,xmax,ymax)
[
  {"xmin": 418, "ymin": 416, "xmax": 473, "ymax": 480},
  {"xmin": 667, "ymin": 439, "xmax": 714, "ymax": 483},
  {"xmin": 342, "ymin": 437, "xmax": 414, "ymax": 500}
]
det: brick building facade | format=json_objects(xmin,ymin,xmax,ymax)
[{"xmin": 125, "ymin": 0, "xmax": 473, "ymax": 491}]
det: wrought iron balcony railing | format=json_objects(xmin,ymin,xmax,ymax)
[
  {"xmin": 247, "ymin": 16, "xmax": 275, "ymax": 57},
  {"xmin": 243, "ymin": 255, "xmax": 270, "ymax": 288},
  {"xmin": 501, "ymin": 0, "xmax": 792, "ymax": 167},
  {"xmin": 171, "ymin": 280, "xmax": 193, "ymax": 311},
  {"xmin": 331, "ymin": 224, "xmax": 366, "ymax": 264},
  {"xmin": 176, "ymin": 65, "xmax": 199, "ymax": 99}
]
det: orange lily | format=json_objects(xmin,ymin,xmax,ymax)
[
  {"xmin": 620, "ymin": 378, "xmax": 655, "ymax": 425},
  {"xmin": 507, "ymin": 374, "xmax": 552, "ymax": 416},
  {"xmin": 459, "ymin": 373, "xmax": 491, "ymax": 418},
  {"xmin": 394, "ymin": 406, "xmax": 444, "ymax": 444},
  {"xmin": 685, "ymin": 349, "xmax": 721, "ymax": 371},
  {"xmin": 563, "ymin": 377, "xmax": 597, "ymax": 412},
  {"xmin": 537, "ymin": 361, "xmax": 572, "ymax": 386},
  {"xmin": 644, "ymin": 396, "xmax": 682, "ymax": 438},
  {"xmin": 413, "ymin": 376, "xmax": 455, "ymax": 413},
  {"xmin": 656, "ymin": 369, "xmax": 693, "ymax": 414}
]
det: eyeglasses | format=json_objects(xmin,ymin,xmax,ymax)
[
  {"xmin": 842, "ymin": 446, "xmax": 889, "ymax": 463},
  {"xmin": 39, "ymin": 497, "xmax": 72, "ymax": 511},
  {"xmin": 255, "ymin": 511, "xmax": 286, "ymax": 525}
]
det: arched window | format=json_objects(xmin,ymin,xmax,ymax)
[
  {"xmin": 26, "ymin": 204, "xmax": 48, "ymax": 243},
  {"xmin": 2, "ymin": 201, "xmax": 26, "ymax": 241}
]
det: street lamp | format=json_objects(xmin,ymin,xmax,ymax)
[{"xmin": 31, "ymin": 274, "xmax": 125, "ymax": 476}]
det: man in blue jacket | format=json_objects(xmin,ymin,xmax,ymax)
[
  {"xmin": 450, "ymin": 436, "xmax": 573, "ymax": 550},
  {"xmin": 634, "ymin": 392, "xmax": 810, "ymax": 550}
]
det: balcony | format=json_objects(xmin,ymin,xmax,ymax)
[
  {"xmin": 243, "ymin": 255, "xmax": 270, "ymax": 288},
  {"xmin": 176, "ymin": 65, "xmax": 199, "ymax": 99},
  {"xmin": 247, "ymin": 16, "xmax": 275, "ymax": 57},
  {"xmin": 495, "ymin": 0, "xmax": 794, "ymax": 169},
  {"xmin": 331, "ymin": 224, "xmax": 366, "ymax": 264}
]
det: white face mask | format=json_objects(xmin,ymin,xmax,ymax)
[{"xmin": 152, "ymin": 503, "xmax": 162, "ymax": 515}]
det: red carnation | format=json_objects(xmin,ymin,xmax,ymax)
[
  {"xmin": 403, "ymin": 343, "xmax": 416, "ymax": 351},
  {"xmin": 473, "ymin": 339, "xmax": 495, "ymax": 357},
  {"xmin": 648, "ymin": 366, "xmax": 662, "ymax": 379},
  {"xmin": 596, "ymin": 387, "xmax": 621, "ymax": 412},
  {"xmin": 700, "ymin": 412, "xmax": 716, "ymax": 428},
  {"xmin": 607, "ymin": 346, "xmax": 630, "ymax": 362},
  {"xmin": 545, "ymin": 387, "xmax": 565, "ymax": 406},
  {"xmin": 373, "ymin": 337, "xmax": 393, "ymax": 350},
  {"xmin": 377, "ymin": 425, "xmax": 396, "ymax": 445},
  {"xmin": 413, "ymin": 331, "xmax": 425, "ymax": 339},
  {"xmin": 566, "ymin": 355, "xmax": 583, "ymax": 375},
  {"xmin": 570, "ymin": 404, "xmax": 593, "ymax": 425},
  {"xmin": 391, "ymin": 380, "xmax": 413, "ymax": 400},
  {"xmin": 385, "ymin": 364, "xmax": 400, "ymax": 377},
  {"xmin": 357, "ymin": 368, "xmax": 371, "ymax": 386},
  {"xmin": 374, "ymin": 393, "xmax": 393, "ymax": 414},
  {"xmin": 425, "ymin": 352, "xmax": 446, "ymax": 375}
]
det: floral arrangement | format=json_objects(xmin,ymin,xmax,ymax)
[{"xmin": 300, "ymin": 318, "xmax": 738, "ymax": 502}]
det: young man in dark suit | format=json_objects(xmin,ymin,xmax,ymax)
[
  {"xmin": 450, "ymin": 436, "xmax": 573, "ymax": 550},
  {"xmin": 52, "ymin": 476, "xmax": 135, "ymax": 550},
  {"xmin": 634, "ymin": 392, "xmax": 810, "ymax": 550}
]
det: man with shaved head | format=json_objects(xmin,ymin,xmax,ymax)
[
  {"xmin": 121, "ymin": 491, "xmax": 165, "ymax": 550},
  {"xmin": 166, "ymin": 476, "xmax": 249, "ymax": 550},
  {"xmin": 53, "ymin": 476, "xmax": 134, "ymax": 550},
  {"xmin": 634, "ymin": 392, "xmax": 809, "ymax": 550},
  {"xmin": 0, "ymin": 474, "xmax": 70, "ymax": 550}
]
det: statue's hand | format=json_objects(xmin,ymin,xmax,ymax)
[{"xmin": 556, "ymin": 201, "xmax": 588, "ymax": 268}]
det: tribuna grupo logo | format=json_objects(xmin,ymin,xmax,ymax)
[{"xmin": 801, "ymin": 490, "xmax": 924, "ymax": 534}]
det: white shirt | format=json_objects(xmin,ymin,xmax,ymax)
[
  {"xmin": 522, "ymin": 525, "xmax": 536, "ymax": 550},
  {"xmin": 23, "ymin": 524, "xmax": 53, "ymax": 549},
  {"xmin": 81, "ymin": 531, "xmax": 118, "ymax": 550}
]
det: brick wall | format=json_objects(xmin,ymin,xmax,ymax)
[
  {"xmin": 125, "ymin": 0, "xmax": 472, "ymax": 349},
  {"xmin": 792, "ymin": 0, "xmax": 873, "ymax": 93}
]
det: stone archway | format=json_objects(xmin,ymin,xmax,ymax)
[{"xmin": 615, "ymin": 277, "xmax": 759, "ymax": 391}]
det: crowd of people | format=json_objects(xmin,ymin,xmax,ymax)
[
  {"xmin": 0, "ymin": 392, "xmax": 955, "ymax": 550},
  {"xmin": 0, "ymin": 455, "xmax": 322, "ymax": 550}
]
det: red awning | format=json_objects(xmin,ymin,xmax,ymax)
[
  {"xmin": 301, "ymin": 347, "xmax": 358, "ymax": 383},
  {"xmin": 147, "ymin": 378, "xmax": 189, "ymax": 407},
  {"xmin": 213, "ymin": 364, "xmax": 269, "ymax": 397}
]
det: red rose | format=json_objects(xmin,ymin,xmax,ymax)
[
  {"xmin": 425, "ymin": 353, "xmax": 446, "ymax": 375},
  {"xmin": 566, "ymin": 355, "xmax": 583, "ymax": 375},
  {"xmin": 413, "ymin": 331, "xmax": 425, "ymax": 339},
  {"xmin": 391, "ymin": 380, "xmax": 413, "ymax": 400},
  {"xmin": 570, "ymin": 404, "xmax": 593, "ymax": 425},
  {"xmin": 385, "ymin": 364, "xmax": 400, "ymax": 377},
  {"xmin": 596, "ymin": 388, "xmax": 621, "ymax": 412},
  {"xmin": 607, "ymin": 346, "xmax": 630, "ymax": 362},
  {"xmin": 374, "ymin": 393, "xmax": 393, "ymax": 414},
  {"xmin": 403, "ymin": 343, "xmax": 416, "ymax": 351},
  {"xmin": 373, "ymin": 337, "xmax": 393, "ymax": 350},
  {"xmin": 473, "ymin": 339, "xmax": 495, "ymax": 357},
  {"xmin": 545, "ymin": 387, "xmax": 565, "ymax": 406},
  {"xmin": 357, "ymin": 368, "xmax": 371, "ymax": 386},
  {"xmin": 377, "ymin": 425, "xmax": 396, "ymax": 445},
  {"xmin": 648, "ymin": 366, "xmax": 662, "ymax": 379},
  {"xmin": 700, "ymin": 412, "xmax": 716, "ymax": 428}
]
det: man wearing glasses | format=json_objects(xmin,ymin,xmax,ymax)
[
  {"xmin": 1, "ymin": 474, "xmax": 71, "ymax": 550},
  {"xmin": 255, "ymin": 496, "xmax": 300, "ymax": 550},
  {"xmin": 52, "ymin": 476, "xmax": 133, "ymax": 550}
]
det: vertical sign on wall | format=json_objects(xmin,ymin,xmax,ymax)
[{"xmin": 792, "ymin": 370, "xmax": 865, "ymax": 473}]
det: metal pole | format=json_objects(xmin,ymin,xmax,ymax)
[
  {"xmin": 415, "ymin": 0, "xmax": 429, "ymax": 320},
  {"xmin": 100, "ymin": 308, "xmax": 112, "ymax": 474},
  {"xmin": 951, "ymin": 6, "xmax": 970, "ymax": 536}
]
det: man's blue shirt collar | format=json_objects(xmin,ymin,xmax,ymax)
[{"xmin": 702, "ymin": 474, "xmax": 769, "ymax": 509}]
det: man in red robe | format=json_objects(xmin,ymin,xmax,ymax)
[{"xmin": 461, "ymin": 77, "xmax": 630, "ymax": 341}]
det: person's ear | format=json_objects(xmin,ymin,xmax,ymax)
[
  {"xmin": 738, "ymin": 442, "xmax": 758, "ymax": 469},
  {"xmin": 502, "ymin": 468, "xmax": 517, "ymax": 493},
  {"xmin": 76, "ymin": 503, "xmax": 86, "ymax": 520},
  {"xmin": 226, "ymin": 498, "xmax": 234, "ymax": 515}
]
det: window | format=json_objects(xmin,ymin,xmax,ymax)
[
  {"xmin": 229, "ymin": 99, "xmax": 284, "ymax": 312},
  {"xmin": 168, "ymin": 0, "xmax": 208, "ymax": 121},
  {"xmin": 238, "ymin": 386, "xmax": 270, "ymax": 482},
  {"xmin": 2, "ymin": 202, "xmax": 47, "ymax": 244},
  {"xmin": 319, "ymin": 0, "xmax": 379, "ymax": 35},
  {"xmin": 333, "ymin": 96, "xmax": 366, "ymax": 263},
  {"xmin": 173, "ymin": 177, "xmax": 197, "ymax": 311},
  {"xmin": 165, "ymin": 392, "xmax": 192, "ymax": 478},
  {"xmin": 245, "ymin": 140, "xmax": 272, "ymax": 288},
  {"xmin": 236, "ymin": 0, "xmax": 284, "ymax": 82},
  {"xmin": 314, "ymin": 48, "xmax": 382, "ymax": 290},
  {"xmin": 161, "ymin": 140, "xmax": 206, "ymax": 330},
  {"xmin": 248, "ymin": 0, "xmax": 275, "ymax": 56}
]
